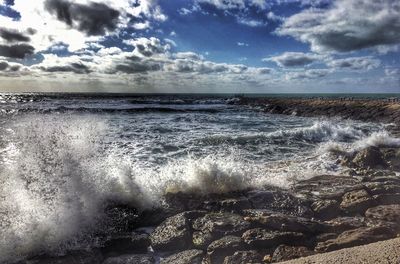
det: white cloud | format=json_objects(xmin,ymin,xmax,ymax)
[
  {"xmin": 277, "ymin": 0, "xmax": 400, "ymax": 53},
  {"xmin": 237, "ymin": 42, "xmax": 249, "ymax": 47}
]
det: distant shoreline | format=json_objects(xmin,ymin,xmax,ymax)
[{"xmin": 238, "ymin": 97, "xmax": 400, "ymax": 136}]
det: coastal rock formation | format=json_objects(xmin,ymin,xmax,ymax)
[
  {"xmin": 160, "ymin": 249, "xmax": 204, "ymax": 264},
  {"xmin": 150, "ymin": 213, "xmax": 192, "ymax": 252}
]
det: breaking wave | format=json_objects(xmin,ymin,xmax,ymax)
[{"xmin": 0, "ymin": 115, "xmax": 396, "ymax": 263}]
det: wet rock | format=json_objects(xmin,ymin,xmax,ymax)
[
  {"xmin": 223, "ymin": 250, "xmax": 263, "ymax": 264},
  {"xmin": 373, "ymin": 193, "xmax": 400, "ymax": 205},
  {"xmin": 205, "ymin": 236, "xmax": 244, "ymax": 264},
  {"xmin": 315, "ymin": 226, "xmax": 395, "ymax": 252},
  {"xmin": 242, "ymin": 228, "xmax": 305, "ymax": 249},
  {"xmin": 160, "ymin": 249, "xmax": 204, "ymax": 264},
  {"xmin": 101, "ymin": 232, "xmax": 150, "ymax": 256},
  {"xmin": 271, "ymin": 245, "xmax": 314, "ymax": 262},
  {"xmin": 246, "ymin": 190, "xmax": 313, "ymax": 217},
  {"xmin": 352, "ymin": 146, "xmax": 387, "ymax": 169},
  {"xmin": 102, "ymin": 254, "xmax": 155, "ymax": 264},
  {"xmin": 340, "ymin": 189, "xmax": 375, "ymax": 214},
  {"xmin": 315, "ymin": 233, "xmax": 338, "ymax": 243},
  {"xmin": 364, "ymin": 182, "xmax": 400, "ymax": 195},
  {"xmin": 192, "ymin": 212, "xmax": 250, "ymax": 248},
  {"xmin": 324, "ymin": 216, "xmax": 366, "ymax": 233},
  {"xmin": 365, "ymin": 204, "xmax": 400, "ymax": 223},
  {"xmin": 27, "ymin": 250, "xmax": 103, "ymax": 264},
  {"xmin": 243, "ymin": 211, "xmax": 323, "ymax": 234},
  {"xmin": 105, "ymin": 204, "xmax": 139, "ymax": 232},
  {"xmin": 150, "ymin": 213, "xmax": 192, "ymax": 252},
  {"xmin": 203, "ymin": 197, "xmax": 252, "ymax": 213},
  {"xmin": 311, "ymin": 199, "xmax": 341, "ymax": 220},
  {"xmin": 294, "ymin": 175, "xmax": 361, "ymax": 200}
]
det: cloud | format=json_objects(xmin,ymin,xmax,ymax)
[
  {"xmin": 385, "ymin": 68, "xmax": 400, "ymax": 76},
  {"xmin": 0, "ymin": 44, "xmax": 34, "ymax": 58},
  {"xmin": 285, "ymin": 68, "xmax": 330, "ymax": 80},
  {"xmin": 265, "ymin": 52, "xmax": 322, "ymax": 67},
  {"xmin": 237, "ymin": 17, "xmax": 266, "ymax": 27},
  {"xmin": 124, "ymin": 37, "xmax": 170, "ymax": 57},
  {"xmin": 0, "ymin": 28, "xmax": 30, "ymax": 42},
  {"xmin": 237, "ymin": 42, "xmax": 249, "ymax": 46},
  {"xmin": 196, "ymin": 0, "xmax": 267, "ymax": 10},
  {"xmin": 40, "ymin": 63, "xmax": 91, "ymax": 74},
  {"xmin": 327, "ymin": 56, "xmax": 380, "ymax": 71},
  {"xmin": 277, "ymin": 0, "xmax": 400, "ymax": 53},
  {"xmin": 44, "ymin": 0, "xmax": 120, "ymax": 36}
]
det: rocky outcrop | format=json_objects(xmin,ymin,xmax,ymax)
[
  {"xmin": 242, "ymin": 228, "xmax": 306, "ymax": 249},
  {"xmin": 102, "ymin": 254, "xmax": 155, "ymax": 264},
  {"xmin": 160, "ymin": 250, "xmax": 204, "ymax": 264},
  {"xmin": 150, "ymin": 213, "xmax": 192, "ymax": 252},
  {"xmin": 315, "ymin": 226, "xmax": 396, "ymax": 252},
  {"xmin": 223, "ymin": 250, "xmax": 263, "ymax": 264},
  {"xmin": 205, "ymin": 236, "xmax": 244, "ymax": 263},
  {"xmin": 272, "ymin": 245, "xmax": 314, "ymax": 262}
]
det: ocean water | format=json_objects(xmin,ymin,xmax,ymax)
[{"xmin": 0, "ymin": 93, "xmax": 399, "ymax": 263}]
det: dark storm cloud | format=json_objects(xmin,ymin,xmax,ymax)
[
  {"xmin": 40, "ymin": 62, "xmax": 91, "ymax": 74},
  {"xmin": 0, "ymin": 28, "xmax": 30, "ymax": 42},
  {"xmin": 114, "ymin": 61, "xmax": 161, "ymax": 74},
  {"xmin": 44, "ymin": 0, "xmax": 120, "ymax": 36},
  {"xmin": 0, "ymin": 44, "xmax": 34, "ymax": 58}
]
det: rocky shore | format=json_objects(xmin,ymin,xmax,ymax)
[
  {"xmin": 22, "ymin": 144, "xmax": 400, "ymax": 264},
  {"xmin": 236, "ymin": 97, "xmax": 400, "ymax": 136}
]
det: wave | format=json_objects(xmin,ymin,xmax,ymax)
[
  {"xmin": 0, "ymin": 115, "xmax": 394, "ymax": 263},
  {"xmin": 0, "ymin": 105, "xmax": 230, "ymax": 115},
  {"xmin": 0, "ymin": 115, "xmax": 302, "ymax": 263}
]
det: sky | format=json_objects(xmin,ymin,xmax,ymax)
[{"xmin": 0, "ymin": 0, "xmax": 399, "ymax": 93}]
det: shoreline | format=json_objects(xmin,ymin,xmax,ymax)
[
  {"xmin": 22, "ymin": 144, "xmax": 400, "ymax": 264},
  {"xmin": 237, "ymin": 97, "xmax": 400, "ymax": 136},
  {"xmin": 9, "ymin": 100, "xmax": 400, "ymax": 264}
]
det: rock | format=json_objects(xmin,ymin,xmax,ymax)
[
  {"xmin": 242, "ymin": 228, "xmax": 305, "ymax": 249},
  {"xmin": 192, "ymin": 231, "xmax": 214, "ymax": 249},
  {"xmin": 294, "ymin": 175, "xmax": 361, "ymax": 200},
  {"xmin": 311, "ymin": 199, "xmax": 341, "ymax": 220},
  {"xmin": 246, "ymin": 190, "xmax": 313, "ymax": 217},
  {"xmin": 271, "ymin": 245, "xmax": 314, "ymax": 262},
  {"xmin": 150, "ymin": 213, "xmax": 192, "ymax": 252},
  {"xmin": 27, "ymin": 250, "xmax": 103, "ymax": 264},
  {"xmin": 352, "ymin": 146, "xmax": 387, "ymax": 169},
  {"xmin": 101, "ymin": 232, "xmax": 150, "ymax": 256},
  {"xmin": 340, "ymin": 189, "xmax": 375, "ymax": 214},
  {"xmin": 102, "ymin": 254, "xmax": 155, "ymax": 264},
  {"xmin": 315, "ymin": 233, "xmax": 338, "ymax": 243},
  {"xmin": 223, "ymin": 250, "xmax": 263, "ymax": 264},
  {"xmin": 364, "ymin": 182, "xmax": 400, "ymax": 195},
  {"xmin": 315, "ymin": 226, "xmax": 395, "ymax": 252},
  {"xmin": 373, "ymin": 193, "xmax": 400, "ymax": 205},
  {"xmin": 324, "ymin": 216, "xmax": 366, "ymax": 233},
  {"xmin": 203, "ymin": 197, "xmax": 252, "ymax": 213},
  {"xmin": 365, "ymin": 204, "xmax": 400, "ymax": 223},
  {"xmin": 205, "ymin": 236, "xmax": 244, "ymax": 264},
  {"xmin": 160, "ymin": 250, "xmax": 204, "ymax": 264},
  {"xmin": 242, "ymin": 211, "xmax": 323, "ymax": 234},
  {"xmin": 105, "ymin": 204, "xmax": 139, "ymax": 232},
  {"xmin": 192, "ymin": 212, "xmax": 250, "ymax": 248}
]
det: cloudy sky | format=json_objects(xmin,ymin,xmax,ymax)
[{"xmin": 0, "ymin": 0, "xmax": 399, "ymax": 93}]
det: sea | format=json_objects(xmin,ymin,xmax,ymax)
[{"xmin": 0, "ymin": 93, "xmax": 399, "ymax": 263}]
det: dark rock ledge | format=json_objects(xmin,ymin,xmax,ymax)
[{"xmin": 20, "ymin": 145, "xmax": 400, "ymax": 264}]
